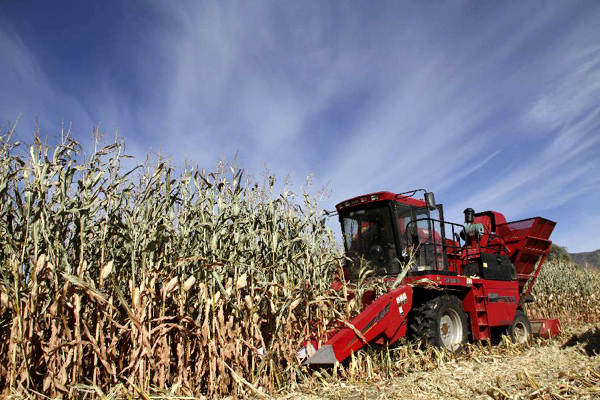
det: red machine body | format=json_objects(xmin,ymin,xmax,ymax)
[{"xmin": 304, "ymin": 190, "xmax": 557, "ymax": 365}]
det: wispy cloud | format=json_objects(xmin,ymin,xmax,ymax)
[
  {"xmin": 527, "ymin": 46, "xmax": 600, "ymax": 130},
  {"xmin": 1, "ymin": 2, "xmax": 600, "ymax": 252},
  {"xmin": 445, "ymin": 29, "xmax": 600, "ymax": 251},
  {"xmin": 0, "ymin": 25, "xmax": 93, "ymax": 138}
]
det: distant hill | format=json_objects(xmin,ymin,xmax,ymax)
[{"xmin": 569, "ymin": 249, "xmax": 600, "ymax": 269}]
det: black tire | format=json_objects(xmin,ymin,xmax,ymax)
[
  {"xmin": 409, "ymin": 295, "xmax": 469, "ymax": 351},
  {"xmin": 508, "ymin": 310, "xmax": 532, "ymax": 344}
]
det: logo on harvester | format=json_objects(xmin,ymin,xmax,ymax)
[
  {"xmin": 396, "ymin": 292, "xmax": 408, "ymax": 305},
  {"xmin": 369, "ymin": 302, "xmax": 391, "ymax": 327},
  {"xmin": 487, "ymin": 293, "xmax": 516, "ymax": 303},
  {"xmin": 344, "ymin": 301, "xmax": 391, "ymax": 351}
]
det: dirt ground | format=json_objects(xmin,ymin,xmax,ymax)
[{"xmin": 281, "ymin": 324, "xmax": 600, "ymax": 400}]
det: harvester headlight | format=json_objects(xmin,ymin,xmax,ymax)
[{"xmin": 370, "ymin": 194, "xmax": 379, "ymax": 201}]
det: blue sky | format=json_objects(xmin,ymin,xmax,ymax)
[{"xmin": 1, "ymin": 1, "xmax": 600, "ymax": 252}]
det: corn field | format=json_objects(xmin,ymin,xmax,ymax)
[
  {"xmin": 0, "ymin": 126, "xmax": 354, "ymax": 398},
  {"xmin": 528, "ymin": 258, "xmax": 600, "ymax": 324},
  {"xmin": 1, "ymin": 124, "xmax": 598, "ymax": 398}
]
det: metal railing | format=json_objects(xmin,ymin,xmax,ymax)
[{"xmin": 404, "ymin": 218, "xmax": 509, "ymax": 274}]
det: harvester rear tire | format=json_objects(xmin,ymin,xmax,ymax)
[
  {"xmin": 508, "ymin": 310, "xmax": 532, "ymax": 344},
  {"xmin": 409, "ymin": 295, "xmax": 469, "ymax": 352}
]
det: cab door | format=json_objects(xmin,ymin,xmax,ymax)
[{"xmin": 412, "ymin": 207, "xmax": 447, "ymax": 271}]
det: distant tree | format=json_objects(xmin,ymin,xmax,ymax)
[{"xmin": 548, "ymin": 244, "xmax": 571, "ymax": 262}]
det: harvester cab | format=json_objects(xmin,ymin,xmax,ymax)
[
  {"xmin": 340, "ymin": 190, "xmax": 442, "ymax": 278},
  {"xmin": 302, "ymin": 190, "xmax": 559, "ymax": 366}
]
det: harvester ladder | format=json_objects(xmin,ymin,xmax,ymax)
[{"xmin": 471, "ymin": 282, "xmax": 490, "ymax": 340}]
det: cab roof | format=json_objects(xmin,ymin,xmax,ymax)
[{"xmin": 335, "ymin": 191, "xmax": 427, "ymax": 212}]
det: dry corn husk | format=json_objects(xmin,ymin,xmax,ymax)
[
  {"xmin": 0, "ymin": 291, "xmax": 9, "ymax": 314},
  {"xmin": 236, "ymin": 272, "xmax": 247, "ymax": 289},
  {"xmin": 34, "ymin": 254, "xmax": 46, "ymax": 276},
  {"xmin": 101, "ymin": 260, "xmax": 113, "ymax": 281},
  {"xmin": 164, "ymin": 277, "xmax": 179, "ymax": 295},
  {"xmin": 183, "ymin": 276, "xmax": 196, "ymax": 292}
]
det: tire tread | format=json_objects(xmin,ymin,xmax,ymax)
[{"xmin": 409, "ymin": 295, "xmax": 469, "ymax": 350}]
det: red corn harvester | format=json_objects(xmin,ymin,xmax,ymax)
[{"xmin": 302, "ymin": 190, "xmax": 559, "ymax": 365}]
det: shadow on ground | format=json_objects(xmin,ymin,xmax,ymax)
[{"xmin": 562, "ymin": 326, "xmax": 600, "ymax": 356}]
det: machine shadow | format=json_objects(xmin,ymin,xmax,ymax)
[{"xmin": 562, "ymin": 326, "xmax": 600, "ymax": 356}]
